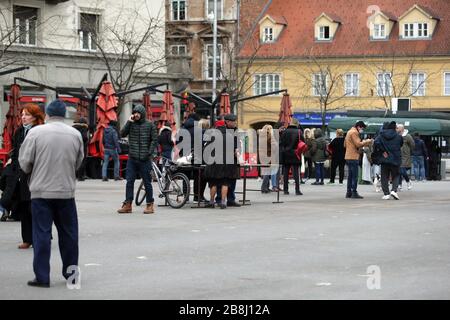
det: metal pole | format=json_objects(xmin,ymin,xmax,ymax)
[{"xmin": 212, "ymin": 0, "xmax": 218, "ymax": 121}]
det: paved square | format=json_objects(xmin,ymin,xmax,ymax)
[{"xmin": 1, "ymin": 178, "xmax": 449, "ymax": 299}]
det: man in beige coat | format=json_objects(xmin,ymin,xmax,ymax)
[{"xmin": 344, "ymin": 121, "xmax": 373, "ymax": 199}]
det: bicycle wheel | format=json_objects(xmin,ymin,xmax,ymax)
[
  {"xmin": 164, "ymin": 172, "xmax": 190, "ymax": 209},
  {"xmin": 135, "ymin": 180, "xmax": 147, "ymax": 206}
]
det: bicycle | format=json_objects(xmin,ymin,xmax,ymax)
[{"xmin": 135, "ymin": 157, "xmax": 190, "ymax": 209}]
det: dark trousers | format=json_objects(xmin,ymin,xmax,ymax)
[
  {"xmin": 305, "ymin": 158, "xmax": 313, "ymax": 179},
  {"xmin": 283, "ymin": 164, "xmax": 300, "ymax": 192},
  {"xmin": 381, "ymin": 164, "xmax": 400, "ymax": 195},
  {"xmin": 31, "ymin": 198, "xmax": 78, "ymax": 284},
  {"xmin": 346, "ymin": 160, "xmax": 359, "ymax": 194},
  {"xmin": 215, "ymin": 179, "xmax": 237, "ymax": 204},
  {"xmin": 399, "ymin": 167, "xmax": 411, "ymax": 185},
  {"xmin": 76, "ymin": 156, "xmax": 87, "ymax": 179},
  {"xmin": 330, "ymin": 159, "xmax": 345, "ymax": 183},
  {"xmin": 19, "ymin": 200, "xmax": 32, "ymax": 243},
  {"xmin": 125, "ymin": 159, "xmax": 154, "ymax": 204}
]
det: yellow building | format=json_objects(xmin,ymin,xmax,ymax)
[{"xmin": 237, "ymin": 1, "xmax": 450, "ymax": 130}]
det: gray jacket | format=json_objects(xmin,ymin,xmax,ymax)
[{"xmin": 19, "ymin": 118, "xmax": 84, "ymax": 199}]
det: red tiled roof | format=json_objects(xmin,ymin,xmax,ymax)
[{"xmin": 239, "ymin": 0, "xmax": 450, "ymax": 59}]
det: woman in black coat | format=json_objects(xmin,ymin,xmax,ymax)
[
  {"xmin": 8, "ymin": 104, "xmax": 44, "ymax": 249},
  {"xmin": 280, "ymin": 119, "xmax": 302, "ymax": 195}
]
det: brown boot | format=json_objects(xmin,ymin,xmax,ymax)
[
  {"xmin": 143, "ymin": 203, "xmax": 154, "ymax": 214},
  {"xmin": 117, "ymin": 202, "xmax": 132, "ymax": 214}
]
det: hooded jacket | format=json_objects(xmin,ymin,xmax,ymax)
[
  {"xmin": 374, "ymin": 128, "xmax": 403, "ymax": 166},
  {"xmin": 311, "ymin": 128, "xmax": 328, "ymax": 163},
  {"xmin": 158, "ymin": 126, "xmax": 174, "ymax": 154},
  {"xmin": 103, "ymin": 125, "xmax": 121, "ymax": 152},
  {"xmin": 120, "ymin": 105, "xmax": 158, "ymax": 161}
]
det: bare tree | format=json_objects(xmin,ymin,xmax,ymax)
[
  {"xmin": 293, "ymin": 53, "xmax": 357, "ymax": 132},
  {"xmin": 363, "ymin": 47, "xmax": 445, "ymax": 114},
  {"xmin": 83, "ymin": 1, "xmax": 166, "ymax": 116}
]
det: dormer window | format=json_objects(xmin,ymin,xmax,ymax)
[
  {"xmin": 404, "ymin": 22, "xmax": 428, "ymax": 38},
  {"xmin": 258, "ymin": 14, "xmax": 287, "ymax": 44},
  {"xmin": 319, "ymin": 26, "xmax": 330, "ymax": 40},
  {"xmin": 374, "ymin": 24, "xmax": 386, "ymax": 39},
  {"xmin": 263, "ymin": 27, "xmax": 274, "ymax": 43},
  {"xmin": 314, "ymin": 13, "xmax": 340, "ymax": 42},
  {"xmin": 399, "ymin": 5, "xmax": 438, "ymax": 40}
]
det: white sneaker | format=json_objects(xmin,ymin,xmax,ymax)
[
  {"xmin": 407, "ymin": 182, "xmax": 412, "ymax": 190},
  {"xmin": 390, "ymin": 191, "xmax": 399, "ymax": 200},
  {"xmin": 382, "ymin": 195, "xmax": 390, "ymax": 200}
]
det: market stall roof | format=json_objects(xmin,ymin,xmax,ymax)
[{"xmin": 328, "ymin": 116, "xmax": 450, "ymax": 136}]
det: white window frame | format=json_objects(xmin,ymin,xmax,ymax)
[
  {"xmin": 373, "ymin": 23, "xmax": 386, "ymax": 39},
  {"xmin": 79, "ymin": 13, "xmax": 99, "ymax": 51},
  {"xmin": 170, "ymin": 44, "xmax": 187, "ymax": 55},
  {"xmin": 206, "ymin": 0, "xmax": 223, "ymax": 20},
  {"xmin": 313, "ymin": 73, "xmax": 328, "ymax": 96},
  {"xmin": 318, "ymin": 26, "xmax": 331, "ymax": 40},
  {"xmin": 403, "ymin": 22, "xmax": 429, "ymax": 38},
  {"xmin": 205, "ymin": 44, "xmax": 223, "ymax": 80},
  {"xmin": 377, "ymin": 72, "xmax": 392, "ymax": 96},
  {"xmin": 345, "ymin": 73, "xmax": 360, "ymax": 96},
  {"xmin": 13, "ymin": 6, "xmax": 38, "ymax": 46},
  {"xmin": 172, "ymin": 0, "xmax": 187, "ymax": 21},
  {"xmin": 410, "ymin": 72, "xmax": 426, "ymax": 96},
  {"xmin": 253, "ymin": 74, "xmax": 281, "ymax": 95},
  {"xmin": 263, "ymin": 27, "xmax": 274, "ymax": 43},
  {"xmin": 444, "ymin": 72, "xmax": 450, "ymax": 96}
]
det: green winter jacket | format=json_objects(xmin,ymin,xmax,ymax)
[{"xmin": 121, "ymin": 104, "xmax": 158, "ymax": 161}]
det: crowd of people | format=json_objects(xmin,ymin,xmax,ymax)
[{"xmin": 0, "ymin": 99, "xmax": 445, "ymax": 288}]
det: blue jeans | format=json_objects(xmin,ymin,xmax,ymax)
[
  {"xmin": 102, "ymin": 149, "xmax": 120, "ymax": 178},
  {"xmin": 346, "ymin": 160, "xmax": 359, "ymax": 194},
  {"xmin": 125, "ymin": 158, "xmax": 154, "ymax": 204},
  {"xmin": 412, "ymin": 156, "xmax": 425, "ymax": 181},
  {"xmin": 315, "ymin": 162, "xmax": 324, "ymax": 182},
  {"xmin": 31, "ymin": 198, "xmax": 78, "ymax": 284},
  {"xmin": 399, "ymin": 167, "xmax": 410, "ymax": 185}
]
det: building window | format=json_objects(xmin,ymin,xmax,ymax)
[
  {"xmin": 170, "ymin": 44, "xmax": 187, "ymax": 55},
  {"xmin": 206, "ymin": 0, "xmax": 222, "ymax": 20},
  {"xmin": 13, "ymin": 6, "xmax": 38, "ymax": 45},
  {"xmin": 377, "ymin": 73, "xmax": 392, "ymax": 96},
  {"xmin": 373, "ymin": 24, "xmax": 386, "ymax": 39},
  {"xmin": 79, "ymin": 13, "xmax": 99, "ymax": 51},
  {"xmin": 345, "ymin": 73, "xmax": 359, "ymax": 96},
  {"xmin": 411, "ymin": 73, "xmax": 426, "ymax": 96},
  {"xmin": 172, "ymin": 0, "xmax": 186, "ymax": 21},
  {"xmin": 313, "ymin": 73, "xmax": 327, "ymax": 96},
  {"xmin": 263, "ymin": 27, "xmax": 273, "ymax": 43},
  {"xmin": 404, "ymin": 22, "xmax": 429, "ymax": 38},
  {"xmin": 319, "ymin": 26, "xmax": 330, "ymax": 40},
  {"xmin": 205, "ymin": 44, "xmax": 222, "ymax": 79},
  {"xmin": 444, "ymin": 72, "xmax": 450, "ymax": 96},
  {"xmin": 254, "ymin": 74, "xmax": 280, "ymax": 95}
]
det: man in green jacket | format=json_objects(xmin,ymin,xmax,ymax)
[{"xmin": 117, "ymin": 105, "xmax": 158, "ymax": 214}]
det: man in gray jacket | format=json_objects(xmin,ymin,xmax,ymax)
[{"xmin": 19, "ymin": 99, "xmax": 84, "ymax": 288}]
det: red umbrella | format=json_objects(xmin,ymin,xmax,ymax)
[
  {"xmin": 88, "ymin": 81, "xmax": 118, "ymax": 158},
  {"xmin": 219, "ymin": 93, "xmax": 231, "ymax": 117},
  {"xmin": 142, "ymin": 91, "xmax": 152, "ymax": 121},
  {"xmin": 278, "ymin": 93, "xmax": 293, "ymax": 128},
  {"xmin": 161, "ymin": 90, "xmax": 176, "ymax": 131},
  {"xmin": 2, "ymin": 84, "xmax": 22, "ymax": 153}
]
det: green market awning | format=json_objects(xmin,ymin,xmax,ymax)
[{"xmin": 328, "ymin": 116, "xmax": 450, "ymax": 136}]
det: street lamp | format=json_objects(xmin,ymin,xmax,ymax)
[{"xmin": 207, "ymin": 0, "xmax": 218, "ymax": 123}]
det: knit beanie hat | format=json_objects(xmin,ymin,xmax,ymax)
[{"xmin": 45, "ymin": 99, "xmax": 66, "ymax": 117}]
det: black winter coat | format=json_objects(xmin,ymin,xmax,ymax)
[
  {"xmin": 158, "ymin": 127, "xmax": 174, "ymax": 154},
  {"xmin": 280, "ymin": 126, "xmax": 301, "ymax": 165},
  {"xmin": 10, "ymin": 126, "xmax": 32, "ymax": 201},
  {"xmin": 374, "ymin": 128, "xmax": 403, "ymax": 166},
  {"xmin": 204, "ymin": 126, "xmax": 240, "ymax": 180},
  {"xmin": 329, "ymin": 137, "xmax": 345, "ymax": 162}
]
